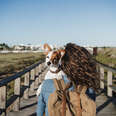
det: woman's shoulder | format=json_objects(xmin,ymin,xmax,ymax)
[
  {"xmin": 41, "ymin": 77, "xmax": 70, "ymax": 92},
  {"xmin": 41, "ymin": 79, "xmax": 55, "ymax": 91},
  {"xmin": 42, "ymin": 79, "xmax": 54, "ymax": 85},
  {"xmin": 42, "ymin": 77, "xmax": 69, "ymax": 86}
]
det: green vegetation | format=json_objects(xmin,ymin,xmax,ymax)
[
  {"xmin": 96, "ymin": 47, "xmax": 116, "ymax": 68},
  {"xmin": 0, "ymin": 52, "xmax": 45, "ymax": 79},
  {"xmin": 7, "ymin": 80, "xmax": 14, "ymax": 100},
  {"xmin": 0, "ymin": 43, "xmax": 12, "ymax": 50},
  {"xmin": 95, "ymin": 47, "xmax": 116, "ymax": 89},
  {"xmin": 0, "ymin": 52, "xmax": 45, "ymax": 100}
]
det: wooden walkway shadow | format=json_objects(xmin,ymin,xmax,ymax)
[
  {"xmin": 6, "ymin": 66, "xmax": 48, "ymax": 116},
  {"xmin": 96, "ymin": 91, "xmax": 116, "ymax": 116},
  {"xmin": 7, "ymin": 90, "xmax": 38, "ymax": 116},
  {"xmin": 7, "ymin": 89, "xmax": 116, "ymax": 116}
]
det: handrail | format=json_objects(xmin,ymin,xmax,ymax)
[
  {"xmin": 95, "ymin": 60, "xmax": 116, "ymax": 97},
  {"xmin": 0, "ymin": 59, "xmax": 46, "ymax": 116},
  {"xmin": 95, "ymin": 60, "xmax": 116, "ymax": 73},
  {"xmin": 0, "ymin": 60, "xmax": 44, "ymax": 87}
]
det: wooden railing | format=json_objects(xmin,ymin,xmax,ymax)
[
  {"xmin": 96, "ymin": 61, "xmax": 116, "ymax": 97},
  {"xmin": 0, "ymin": 60, "xmax": 46, "ymax": 116},
  {"xmin": 0, "ymin": 57, "xmax": 116, "ymax": 115}
]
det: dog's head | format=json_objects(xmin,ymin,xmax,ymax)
[{"xmin": 43, "ymin": 43, "xmax": 65, "ymax": 67}]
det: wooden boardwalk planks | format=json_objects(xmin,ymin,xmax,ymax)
[
  {"xmin": 96, "ymin": 93, "xmax": 116, "ymax": 116},
  {"xmin": 7, "ymin": 90, "xmax": 116, "ymax": 116}
]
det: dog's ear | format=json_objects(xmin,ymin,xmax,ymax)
[
  {"xmin": 59, "ymin": 49, "xmax": 65, "ymax": 58},
  {"xmin": 43, "ymin": 43, "xmax": 52, "ymax": 55}
]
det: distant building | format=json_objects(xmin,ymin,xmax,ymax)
[
  {"xmin": 85, "ymin": 47, "xmax": 93, "ymax": 55},
  {"xmin": 93, "ymin": 47, "xmax": 98, "ymax": 56},
  {"xmin": 13, "ymin": 45, "xmax": 25, "ymax": 50},
  {"xmin": 13, "ymin": 44, "xmax": 43, "ymax": 51}
]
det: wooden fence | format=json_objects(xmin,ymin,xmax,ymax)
[
  {"xmin": 96, "ymin": 61, "xmax": 116, "ymax": 97},
  {"xmin": 0, "ymin": 58, "xmax": 116, "ymax": 116},
  {"xmin": 0, "ymin": 60, "xmax": 46, "ymax": 116}
]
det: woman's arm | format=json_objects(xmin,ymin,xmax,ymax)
[{"xmin": 36, "ymin": 84, "xmax": 46, "ymax": 116}]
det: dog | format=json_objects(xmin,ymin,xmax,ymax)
[{"xmin": 36, "ymin": 43, "xmax": 66, "ymax": 96}]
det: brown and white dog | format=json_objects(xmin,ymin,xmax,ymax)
[{"xmin": 36, "ymin": 44, "xmax": 66, "ymax": 96}]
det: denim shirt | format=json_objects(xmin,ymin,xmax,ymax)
[{"xmin": 36, "ymin": 77, "xmax": 96, "ymax": 116}]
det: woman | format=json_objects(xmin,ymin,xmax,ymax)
[
  {"xmin": 61, "ymin": 43, "xmax": 100, "ymax": 92},
  {"xmin": 36, "ymin": 43, "xmax": 99, "ymax": 116}
]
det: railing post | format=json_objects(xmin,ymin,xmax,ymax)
[
  {"xmin": 42, "ymin": 63, "xmax": 45, "ymax": 71},
  {"xmin": 38, "ymin": 63, "xmax": 46, "ymax": 83},
  {"xmin": 30, "ymin": 69, "xmax": 35, "ymax": 91},
  {"xmin": 107, "ymin": 71, "xmax": 112, "ymax": 97},
  {"xmin": 39, "ymin": 64, "xmax": 42, "ymax": 72},
  {"xmin": 0, "ymin": 85, "xmax": 7, "ymax": 116},
  {"xmin": 34, "ymin": 66, "xmax": 39, "ymax": 88},
  {"xmin": 38, "ymin": 64, "xmax": 42, "ymax": 82},
  {"xmin": 96, "ymin": 65, "xmax": 99, "ymax": 73},
  {"xmin": 24, "ymin": 72, "xmax": 30, "ymax": 99},
  {"xmin": 100, "ymin": 67, "xmax": 104, "ymax": 89},
  {"xmin": 13, "ymin": 77, "xmax": 21, "ymax": 111}
]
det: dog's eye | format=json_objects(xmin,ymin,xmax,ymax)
[
  {"xmin": 54, "ymin": 58, "xmax": 57, "ymax": 62},
  {"xmin": 53, "ymin": 58, "xmax": 56, "ymax": 60},
  {"xmin": 46, "ymin": 56, "xmax": 49, "ymax": 58}
]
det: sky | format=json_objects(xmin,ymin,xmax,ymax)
[{"xmin": 0, "ymin": 0, "xmax": 116, "ymax": 47}]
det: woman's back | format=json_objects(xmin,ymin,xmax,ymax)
[{"xmin": 37, "ymin": 77, "xmax": 96, "ymax": 116}]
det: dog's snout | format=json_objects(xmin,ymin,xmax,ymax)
[{"xmin": 47, "ymin": 62, "xmax": 51, "ymax": 66}]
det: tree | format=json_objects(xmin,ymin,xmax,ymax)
[{"xmin": 0, "ymin": 43, "xmax": 11, "ymax": 50}]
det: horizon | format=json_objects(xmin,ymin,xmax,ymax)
[
  {"xmin": 1, "ymin": 42, "xmax": 116, "ymax": 48},
  {"xmin": 0, "ymin": 0, "xmax": 116, "ymax": 47}
]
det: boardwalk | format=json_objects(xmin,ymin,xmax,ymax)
[
  {"xmin": 0, "ymin": 60, "xmax": 116, "ymax": 116},
  {"xmin": 7, "ymin": 67, "xmax": 48, "ymax": 116},
  {"xmin": 7, "ymin": 80, "xmax": 116, "ymax": 116},
  {"xmin": 7, "ymin": 90, "xmax": 37, "ymax": 116},
  {"xmin": 96, "ymin": 90, "xmax": 116, "ymax": 116},
  {"xmin": 7, "ymin": 88, "xmax": 116, "ymax": 116}
]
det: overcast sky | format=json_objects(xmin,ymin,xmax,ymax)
[{"xmin": 0, "ymin": 0, "xmax": 116, "ymax": 46}]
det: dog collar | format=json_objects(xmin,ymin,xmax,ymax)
[{"xmin": 50, "ymin": 65, "xmax": 61, "ymax": 73}]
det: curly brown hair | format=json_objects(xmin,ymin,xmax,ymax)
[{"xmin": 61, "ymin": 43, "xmax": 100, "ymax": 91}]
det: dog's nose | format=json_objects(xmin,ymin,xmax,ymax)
[{"xmin": 47, "ymin": 62, "xmax": 51, "ymax": 66}]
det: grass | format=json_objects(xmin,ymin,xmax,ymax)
[
  {"xmin": 96, "ymin": 47, "xmax": 116, "ymax": 68},
  {"xmin": 95, "ymin": 47, "xmax": 116, "ymax": 88},
  {"xmin": 0, "ymin": 52, "xmax": 45, "ymax": 100},
  {"xmin": 0, "ymin": 48, "xmax": 116, "ymax": 99},
  {"xmin": 7, "ymin": 75, "xmax": 25, "ymax": 100},
  {"xmin": 0, "ymin": 52, "xmax": 45, "ymax": 79}
]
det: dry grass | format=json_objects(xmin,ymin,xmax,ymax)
[
  {"xmin": 96, "ymin": 47, "xmax": 116, "ymax": 68},
  {"xmin": 0, "ymin": 52, "xmax": 45, "ymax": 79},
  {"xmin": 95, "ymin": 47, "xmax": 116, "ymax": 89},
  {"xmin": 0, "ymin": 52, "xmax": 45, "ymax": 99}
]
